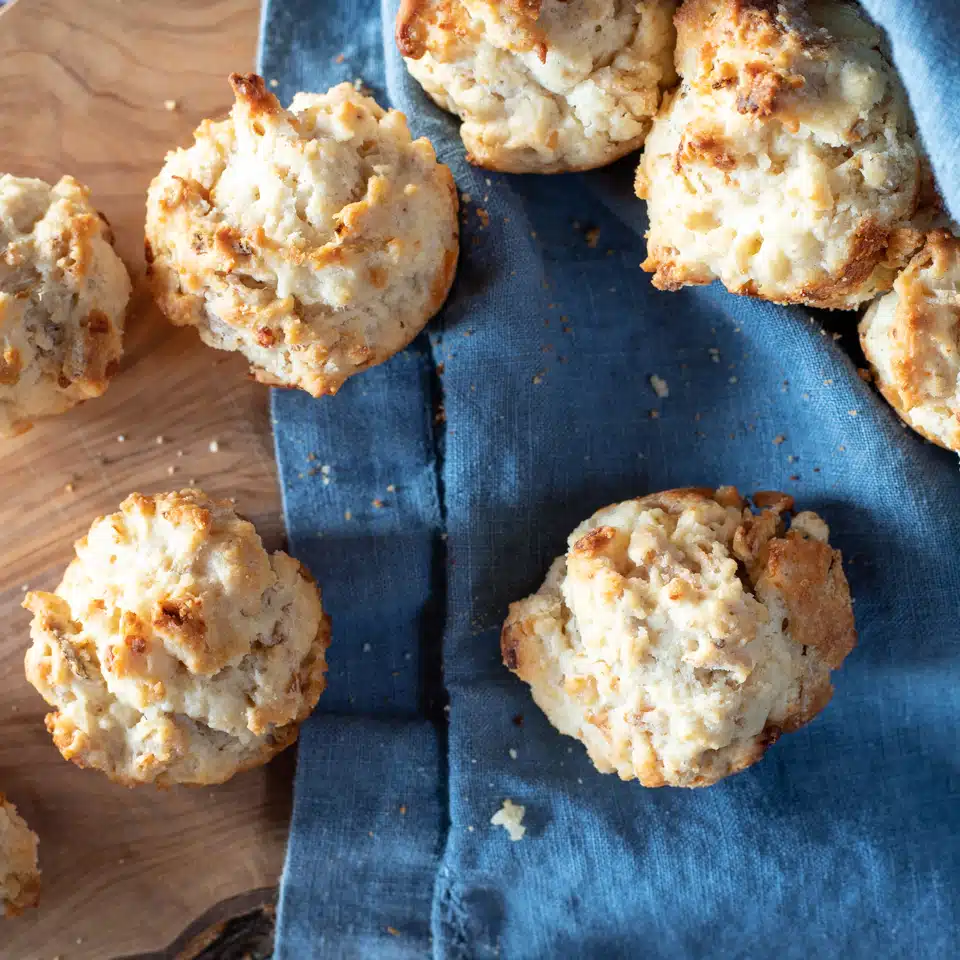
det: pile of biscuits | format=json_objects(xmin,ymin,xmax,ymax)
[{"xmin": 1, "ymin": 0, "xmax": 955, "ymax": 916}]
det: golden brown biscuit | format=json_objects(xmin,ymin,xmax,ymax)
[
  {"xmin": 24, "ymin": 489, "xmax": 331, "ymax": 787},
  {"xmin": 502, "ymin": 488, "xmax": 856, "ymax": 787},
  {"xmin": 0, "ymin": 793, "xmax": 40, "ymax": 917},
  {"xmin": 397, "ymin": 0, "xmax": 677, "ymax": 173},
  {"xmin": 0, "ymin": 174, "xmax": 131, "ymax": 436},
  {"xmin": 860, "ymin": 230, "xmax": 960, "ymax": 450},
  {"xmin": 146, "ymin": 75, "xmax": 458, "ymax": 396},
  {"xmin": 636, "ymin": 0, "xmax": 923, "ymax": 309}
]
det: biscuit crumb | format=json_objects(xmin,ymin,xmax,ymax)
[
  {"xmin": 163, "ymin": 99, "xmax": 178, "ymax": 112},
  {"xmin": 208, "ymin": 440, "xmax": 220, "ymax": 453},
  {"xmin": 335, "ymin": 53, "xmax": 346, "ymax": 63},
  {"xmin": 476, "ymin": 208, "xmax": 490, "ymax": 229},
  {"xmin": 773, "ymin": 435, "xmax": 786, "ymax": 445},
  {"xmin": 848, "ymin": 409, "xmax": 858, "ymax": 417},
  {"xmin": 156, "ymin": 435, "xmax": 165, "ymax": 445},
  {"xmin": 167, "ymin": 465, "xmax": 176, "ymax": 475},
  {"xmin": 729, "ymin": 376, "xmax": 739, "ymax": 384},
  {"xmin": 649, "ymin": 374, "xmax": 669, "ymax": 398},
  {"xmin": 491, "ymin": 799, "xmax": 526, "ymax": 841},
  {"xmin": 344, "ymin": 510, "xmax": 353, "ymax": 521},
  {"xmin": 386, "ymin": 484, "xmax": 396, "ymax": 493},
  {"xmin": 399, "ymin": 805, "xmax": 406, "ymax": 815},
  {"xmin": 116, "ymin": 434, "xmax": 126, "ymax": 443},
  {"xmin": 362, "ymin": 642, "xmax": 371, "ymax": 653},
  {"xmin": 508, "ymin": 748, "xmax": 518, "ymax": 760},
  {"xmin": 585, "ymin": 227, "xmax": 600, "ymax": 248},
  {"xmin": 387, "ymin": 927, "xmax": 400, "ymax": 936},
  {"xmin": 64, "ymin": 482, "xmax": 75, "ymax": 493},
  {"xmin": 372, "ymin": 498, "xmax": 384, "ymax": 509},
  {"xmin": 269, "ymin": 78, "xmax": 279, "ymax": 88}
]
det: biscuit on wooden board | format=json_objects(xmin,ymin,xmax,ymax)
[
  {"xmin": 146, "ymin": 74, "xmax": 458, "ymax": 397},
  {"xmin": 0, "ymin": 174, "xmax": 131, "ymax": 437},
  {"xmin": 0, "ymin": 793, "xmax": 40, "ymax": 918},
  {"xmin": 24, "ymin": 489, "xmax": 331, "ymax": 787}
]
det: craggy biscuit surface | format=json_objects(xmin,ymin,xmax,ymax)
[
  {"xmin": 636, "ymin": 0, "xmax": 922, "ymax": 308},
  {"xmin": 502, "ymin": 488, "xmax": 856, "ymax": 787},
  {"xmin": 0, "ymin": 794, "xmax": 40, "ymax": 917},
  {"xmin": 397, "ymin": 0, "xmax": 677, "ymax": 173},
  {"xmin": 0, "ymin": 174, "xmax": 130, "ymax": 436},
  {"xmin": 860, "ymin": 230, "xmax": 960, "ymax": 450},
  {"xmin": 24, "ymin": 489, "xmax": 331, "ymax": 786},
  {"xmin": 146, "ymin": 75, "xmax": 458, "ymax": 396}
]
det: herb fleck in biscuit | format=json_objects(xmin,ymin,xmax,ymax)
[
  {"xmin": 0, "ymin": 794, "xmax": 39, "ymax": 917},
  {"xmin": 860, "ymin": 230, "xmax": 960, "ymax": 450},
  {"xmin": 0, "ymin": 174, "xmax": 131, "ymax": 436},
  {"xmin": 636, "ymin": 0, "xmax": 923, "ymax": 309},
  {"xmin": 397, "ymin": 0, "xmax": 677, "ymax": 173},
  {"xmin": 502, "ymin": 488, "xmax": 856, "ymax": 787},
  {"xmin": 24, "ymin": 489, "xmax": 331, "ymax": 787},
  {"xmin": 145, "ymin": 74, "xmax": 458, "ymax": 396}
]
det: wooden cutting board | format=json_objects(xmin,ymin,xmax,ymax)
[{"xmin": 0, "ymin": 1, "xmax": 293, "ymax": 957}]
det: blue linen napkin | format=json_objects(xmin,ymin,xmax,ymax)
[{"xmin": 260, "ymin": 2, "xmax": 960, "ymax": 957}]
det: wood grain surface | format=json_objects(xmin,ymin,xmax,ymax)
[{"xmin": 0, "ymin": 2, "xmax": 293, "ymax": 957}]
